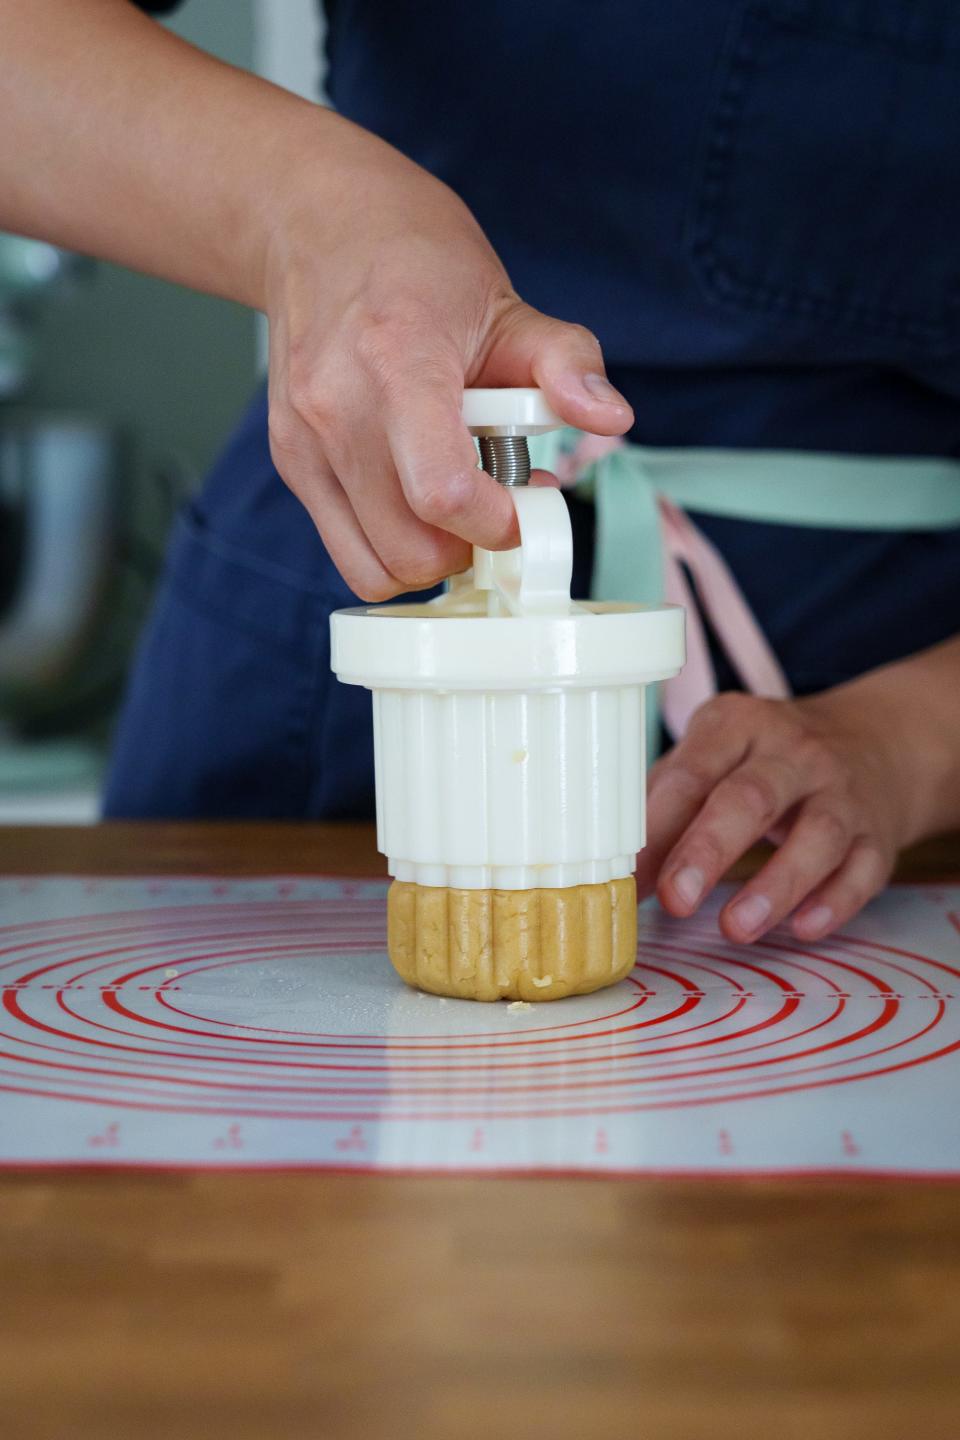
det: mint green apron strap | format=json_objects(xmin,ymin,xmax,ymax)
[
  {"xmin": 591, "ymin": 451, "xmax": 665, "ymax": 759},
  {"xmin": 524, "ymin": 430, "xmax": 960, "ymax": 761},
  {"xmin": 591, "ymin": 450, "xmax": 663, "ymax": 605},
  {"xmin": 627, "ymin": 447, "xmax": 960, "ymax": 530},
  {"xmin": 530, "ymin": 430, "xmax": 960, "ymax": 531}
]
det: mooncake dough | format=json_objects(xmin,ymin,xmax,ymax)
[{"xmin": 386, "ymin": 877, "xmax": 637, "ymax": 1001}]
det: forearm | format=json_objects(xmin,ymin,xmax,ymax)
[
  {"xmin": 0, "ymin": 0, "xmax": 635, "ymax": 606},
  {"xmin": 0, "ymin": 0, "xmax": 411, "ymax": 309},
  {"xmin": 804, "ymin": 632, "xmax": 960, "ymax": 844}
]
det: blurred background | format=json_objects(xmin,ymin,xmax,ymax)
[{"xmin": 0, "ymin": 0, "xmax": 321, "ymax": 823}]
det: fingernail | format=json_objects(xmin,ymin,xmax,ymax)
[
  {"xmin": 581, "ymin": 372, "xmax": 630, "ymax": 408},
  {"xmin": 794, "ymin": 904, "xmax": 834, "ymax": 939},
  {"xmin": 671, "ymin": 865, "xmax": 704, "ymax": 908},
  {"xmin": 729, "ymin": 893, "xmax": 772, "ymax": 937}
]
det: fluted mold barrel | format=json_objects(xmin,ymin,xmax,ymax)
[{"xmin": 331, "ymin": 597, "xmax": 684, "ymax": 891}]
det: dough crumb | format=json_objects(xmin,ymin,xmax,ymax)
[
  {"xmin": 531, "ymin": 975, "xmax": 553, "ymax": 988},
  {"xmin": 165, "ymin": 968, "xmax": 179, "ymax": 979},
  {"xmin": 507, "ymin": 1000, "xmax": 533, "ymax": 1013}
]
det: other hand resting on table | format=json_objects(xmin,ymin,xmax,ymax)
[{"xmin": 637, "ymin": 634, "xmax": 960, "ymax": 943}]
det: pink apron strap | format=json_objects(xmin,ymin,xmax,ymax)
[
  {"xmin": 557, "ymin": 435, "xmax": 791, "ymax": 740},
  {"xmin": 657, "ymin": 495, "xmax": 790, "ymax": 739}
]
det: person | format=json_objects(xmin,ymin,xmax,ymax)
[{"xmin": 3, "ymin": 0, "xmax": 959, "ymax": 948}]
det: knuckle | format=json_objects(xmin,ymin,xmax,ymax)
[
  {"xmin": 566, "ymin": 321, "xmax": 602, "ymax": 354},
  {"xmin": 805, "ymin": 805, "xmax": 850, "ymax": 854},
  {"xmin": 795, "ymin": 734, "xmax": 841, "ymax": 787},
  {"xmin": 354, "ymin": 304, "xmax": 432, "ymax": 382},
  {"xmin": 665, "ymin": 759, "xmax": 714, "ymax": 797},
  {"xmin": 850, "ymin": 837, "xmax": 890, "ymax": 889},
  {"xmin": 354, "ymin": 321, "xmax": 397, "ymax": 381},
  {"xmin": 693, "ymin": 691, "xmax": 755, "ymax": 730},
  {"xmin": 287, "ymin": 372, "xmax": 336, "ymax": 433},
  {"xmin": 724, "ymin": 768, "xmax": 780, "ymax": 827},
  {"xmin": 686, "ymin": 827, "xmax": 728, "ymax": 874},
  {"xmin": 689, "ymin": 697, "xmax": 727, "ymax": 731},
  {"xmin": 410, "ymin": 467, "xmax": 476, "ymax": 525}
]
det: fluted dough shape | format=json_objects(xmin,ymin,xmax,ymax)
[{"xmin": 387, "ymin": 878, "xmax": 637, "ymax": 1001}]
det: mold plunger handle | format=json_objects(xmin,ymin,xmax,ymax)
[
  {"xmin": 461, "ymin": 387, "xmax": 570, "ymax": 615},
  {"xmin": 462, "ymin": 387, "xmax": 563, "ymax": 438},
  {"xmin": 490, "ymin": 486, "xmax": 575, "ymax": 616}
]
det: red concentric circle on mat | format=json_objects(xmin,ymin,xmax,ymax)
[{"xmin": 2, "ymin": 878, "xmax": 959, "ymax": 1122}]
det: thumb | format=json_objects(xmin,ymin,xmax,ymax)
[{"xmin": 478, "ymin": 300, "xmax": 634, "ymax": 436}]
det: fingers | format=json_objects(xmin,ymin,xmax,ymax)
[
  {"xmin": 481, "ymin": 301, "xmax": 634, "ymax": 436},
  {"xmin": 385, "ymin": 373, "xmax": 521, "ymax": 551},
  {"xmin": 656, "ymin": 752, "xmax": 810, "ymax": 919},
  {"xmin": 635, "ymin": 698, "xmax": 755, "ymax": 896},
  {"xmin": 311, "ymin": 481, "xmax": 400, "ymax": 603},
  {"xmin": 790, "ymin": 840, "xmax": 893, "ymax": 942},
  {"xmin": 636, "ymin": 768, "xmax": 720, "ymax": 898},
  {"xmin": 346, "ymin": 319, "xmax": 519, "ymax": 554},
  {"xmin": 718, "ymin": 800, "xmax": 854, "ymax": 943},
  {"xmin": 276, "ymin": 293, "xmax": 629, "ymax": 592},
  {"xmin": 269, "ymin": 416, "xmax": 399, "ymax": 602},
  {"xmin": 281, "ymin": 317, "xmax": 516, "ymax": 584},
  {"xmin": 635, "ymin": 691, "xmax": 898, "ymax": 947},
  {"xmin": 328, "ymin": 394, "xmax": 472, "ymax": 589}
]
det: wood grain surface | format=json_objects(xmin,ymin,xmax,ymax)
[{"xmin": 2, "ymin": 822, "xmax": 959, "ymax": 1440}]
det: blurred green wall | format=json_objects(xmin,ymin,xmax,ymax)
[{"xmin": 24, "ymin": 0, "xmax": 260, "ymax": 488}]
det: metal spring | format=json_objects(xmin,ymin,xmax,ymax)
[{"xmin": 477, "ymin": 435, "xmax": 531, "ymax": 486}]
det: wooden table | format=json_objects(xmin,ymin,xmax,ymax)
[{"xmin": 2, "ymin": 824, "xmax": 959, "ymax": 1440}]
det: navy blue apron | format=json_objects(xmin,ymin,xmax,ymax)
[{"xmin": 105, "ymin": 0, "xmax": 960, "ymax": 818}]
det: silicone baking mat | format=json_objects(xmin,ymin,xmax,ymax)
[{"xmin": 1, "ymin": 875, "xmax": 958, "ymax": 1176}]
